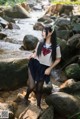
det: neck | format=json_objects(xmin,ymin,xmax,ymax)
[{"xmin": 46, "ymin": 37, "xmax": 51, "ymax": 44}]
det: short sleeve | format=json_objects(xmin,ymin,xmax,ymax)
[{"xmin": 56, "ymin": 46, "xmax": 61, "ymax": 59}]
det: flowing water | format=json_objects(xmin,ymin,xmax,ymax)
[{"xmin": 0, "ymin": 10, "xmax": 45, "ymax": 60}]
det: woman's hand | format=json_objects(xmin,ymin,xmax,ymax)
[
  {"xmin": 28, "ymin": 52, "xmax": 36, "ymax": 60},
  {"xmin": 44, "ymin": 67, "xmax": 52, "ymax": 75}
]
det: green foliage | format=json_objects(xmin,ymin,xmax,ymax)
[
  {"xmin": 51, "ymin": 0, "xmax": 80, "ymax": 5},
  {"xmin": 0, "ymin": 0, "xmax": 27, "ymax": 5}
]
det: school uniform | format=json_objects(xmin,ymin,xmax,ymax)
[{"xmin": 28, "ymin": 42, "xmax": 61, "ymax": 83}]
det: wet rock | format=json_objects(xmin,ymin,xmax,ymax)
[
  {"xmin": 0, "ymin": 58, "xmax": 28, "ymax": 90},
  {"xmin": 0, "ymin": 102, "xmax": 15, "ymax": 119},
  {"xmin": 4, "ymin": 4, "xmax": 30, "ymax": 18},
  {"xmin": 67, "ymin": 34, "xmax": 80, "ymax": 49},
  {"xmin": 23, "ymin": 35, "xmax": 38, "ymax": 50},
  {"xmin": 7, "ymin": 22, "xmax": 20, "ymax": 29},
  {"xmin": 39, "ymin": 106, "xmax": 54, "ymax": 119},
  {"xmin": 33, "ymin": 22, "xmax": 44, "ymax": 31},
  {"xmin": 46, "ymin": 92, "xmax": 80, "ymax": 118},
  {"xmin": 0, "ymin": 32, "xmax": 7, "ymax": 39},
  {"xmin": 33, "ymin": 4, "xmax": 42, "ymax": 10},
  {"xmin": 0, "ymin": 17, "xmax": 8, "ymax": 28},
  {"xmin": 65, "ymin": 63, "xmax": 80, "ymax": 80}
]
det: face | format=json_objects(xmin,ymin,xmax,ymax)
[
  {"xmin": 42, "ymin": 28, "xmax": 52, "ymax": 39},
  {"xmin": 42, "ymin": 29, "xmax": 46, "ymax": 39}
]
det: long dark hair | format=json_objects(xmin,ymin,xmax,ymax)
[{"xmin": 37, "ymin": 26, "xmax": 57, "ymax": 61}]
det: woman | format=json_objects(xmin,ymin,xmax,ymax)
[{"xmin": 25, "ymin": 26, "xmax": 61, "ymax": 109}]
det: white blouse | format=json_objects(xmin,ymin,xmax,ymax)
[{"xmin": 35, "ymin": 42, "xmax": 61, "ymax": 66}]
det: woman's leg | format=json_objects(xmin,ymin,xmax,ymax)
[
  {"xmin": 36, "ymin": 80, "xmax": 44, "ymax": 108},
  {"xmin": 25, "ymin": 68, "xmax": 35, "ymax": 100}
]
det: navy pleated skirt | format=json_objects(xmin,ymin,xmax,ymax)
[{"xmin": 28, "ymin": 58, "xmax": 50, "ymax": 84}]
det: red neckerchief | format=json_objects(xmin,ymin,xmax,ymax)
[{"xmin": 42, "ymin": 45, "xmax": 52, "ymax": 56}]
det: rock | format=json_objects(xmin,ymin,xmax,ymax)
[
  {"xmin": 3, "ymin": 15, "xmax": 15, "ymax": 23},
  {"xmin": 57, "ymin": 38, "xmax": 71, "ymax": 62},
  {"xmin": 60, "ymin": 81, "xmax": 80, "ymax": 94},
  {"xmin": 0, "ymin": 17, "xmax": 8, "ymax": 28},
  {"xmin": 33, "ymin": 22, "xmax": 44, "ymax": 31},
  {"xmin": 7, "ymin": 22, "xmax": 20, "ymax": 29},
  {"xmin": 56, "ymin": 18, "xmax": 71, "ymax": 27},
  {"xmin": 72, "ymin": 23, "xmax": 80, "ymax": 33},
  {"xmin": 59, "ymin": 5, "xmax": 73, "ymax": 16},
  {"xmin": 45, "ymin": 4, "xmax": 73, "ymax": 16},
  {"xmin": 4, "ymin": 4, "xmax": 30, "ymax": 18},
  {"xmin": 38, "ymin": 16, "xmax": 51, "ymax": 22},
  {"xmin": 23, "ymin": 35, "xmax": 38, "ymax": 50},
  {"xmin": 0, "ymin": 32, "xmax": 7, "ymax": 39},
  {"xmin": 71, "ymin": 15, "xmax": 80, "ymax": 24},
  {"xmin": 33, "ymin": 4, "xmax": 42, "ymax": 10},
  {"xmin": 39, "ymin": 106, "xmax": 54, "ymax": 119},
  {"xmin": 46, "ymin": 92, "xmax": 80, "ymax": 118},
  {"xmin": 20, "ymin": 2, "xmax": 31, "ymax": 12},
  {"xmin": 0, "ymin": 58, "xmax": 28, "ymax": 90},
  {"xmin": 67, "ymin": 34, "xmax": 80, "ymax": 49},
  {"xmin": 0, "ymin": 102, "xmax": 15, "ymax": 119},
  {"xmin": 65, "ymin": 63, "xmax": 80, "ymax": 80},
  {"xmin": 19, "ymin": 104, "xmax": 42, "ymax": 119},
  {"xmin": 56, "ymin": 30, "xmax": 70, "ymax": 40}
]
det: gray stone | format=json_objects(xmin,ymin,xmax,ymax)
[
  {"xmin": 23, "ymin": 35, "xmax": 38, "ymax": 50},
  {"xmin": 46, "ymin": 92, "xmax": 80, "ymax": 118}
]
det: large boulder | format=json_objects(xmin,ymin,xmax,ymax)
[
  {"xmin": 67, "ymin": 34, "xmax": 80, "ymax": 49},
  {"xmin": 65, "ymin": 63, "xmax": 80, "ymax": 80},
  {"xmin": 45, "ymin": 4, "xmax": 73, "ymax": 16},
  {"xmin": 4, "ymin": 4, "xmax": 30, "ymax": 18},
  {"xmin": 46, "ymin": 92, "xmax": 80, "ymax": 118},
  {"xmin": 57, "ymin": 38, "xmax": 71, "ymax": 62},
  {"xmin": 39, "ymin": 106, "xmax": 54, "ymax": 119},
  {"xmin": 23, "ymin": 35, "xmax": 38, "ymax": 50},
  {"xmin": 56, "ymin": 30, "xmax": 70, "ymax": 40},
  {"xmin": 0, "ymin": 58, "xmax": 28, "ymax": 90}
]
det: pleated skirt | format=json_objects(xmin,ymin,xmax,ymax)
[{"xmin": 28, "ymin": 58, "xmax": 50, "ymax": 84}]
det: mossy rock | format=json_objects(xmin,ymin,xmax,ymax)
[
  {"xmin": 0, "ymin": 59, "xmax": 28, "ymax": 90},
  {"xmin": 65, "ymin": 63, "xmax": 80, "ymax": 80}
]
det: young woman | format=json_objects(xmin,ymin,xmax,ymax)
[{"xmin": 25, "ymin": 26, "xmax": 61, "ymax": 109}]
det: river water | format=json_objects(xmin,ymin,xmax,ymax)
[{"xmin": 0, "ymin": 10, "xmax": 45, "ymax": 61}]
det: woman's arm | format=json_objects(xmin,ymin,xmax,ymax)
[{"xmin": 45, "ymin": 58, "xmax": 61, "ymax": 75}]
